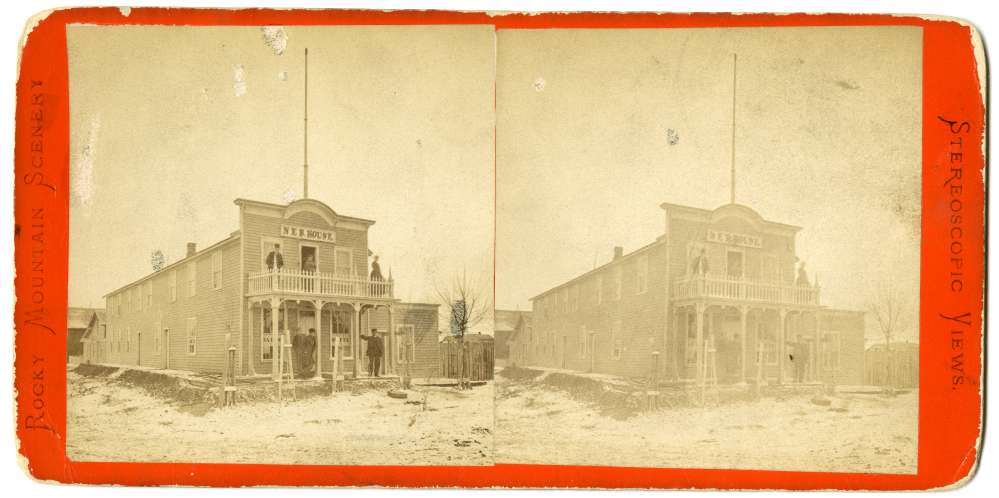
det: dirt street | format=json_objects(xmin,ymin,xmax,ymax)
[
  {"xmin": 496, "ymin": 368, "xmax": 917, "ymax": 473},
  {"xmin": 67, "ymin": 369, "xmax": 493, "ymax": 466}
]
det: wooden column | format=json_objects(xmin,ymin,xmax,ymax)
[
  {"xmin": 739, "ymin": 305, "xmax": 748, "ymax": 383},
  {"xmin": 247, "ymin": 302, "xmax": 256, "ymax": 376},
  {"xmin": 352, "ymin": 303, "xmax": 361, "ymax": 378},
  {"xmin": 312, "ymin": 299, "xmax": 324, "ymax": 380},
  {"xmin": 694, "ymin": 303, "xmax": 705, "ymax": 385},
  {"xmin": 385, "ymin": 305, "xmax": 395, "ymax": 375},
  {"xmin": 270, "ymin": 297, "xmax": 281, "ymax": 380},
  {"xmin": 777, "ymin": 308, "xmax": 788, "ymax": 385}
]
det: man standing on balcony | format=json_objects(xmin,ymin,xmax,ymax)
[
  {"xmin": 796, "ymin": 261, "xmax": 810, "ymax": 287},
  {"xmin": 370, "ymin": 255, "xmax": 384, "ymax": 296},
  {"xmin": 359, "ymin": 329, "xmax": 384, "ymax": 377},
  {"xmin": 266, "ymin": 243, "xmax": 284, "ymax": 271}
]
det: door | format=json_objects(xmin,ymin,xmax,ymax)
[
  {"xmin": 162, "ymin": 329, "xmax": 170, "ymax": 369},
  {"xmin": 560, "ymin": 336, "xmax": 568, "ymax": 368}
]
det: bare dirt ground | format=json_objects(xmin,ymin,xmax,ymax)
[
  {"xmin": 66, "ymin": 367, "xmax": 493, "ymax": 465},
  {"xmin": 496, "ymin": 367, "xmax": 917, "ymax": 474}
]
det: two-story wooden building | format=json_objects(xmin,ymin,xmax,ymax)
[
  {"xmin": 89, "ymin": 197, "xmax": 441, "ymax": 380},
  {"xmin": 509, "ymin": 202, "xmax": 865, "ymax": 387}
]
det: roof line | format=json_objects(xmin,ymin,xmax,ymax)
[
  {"xmin": 102, "ymin": 233, "xmax": 240, "ymax": 298},
  {"xmin": 529, "ymin": 239, "xmax": 663, "ymax": 302}
]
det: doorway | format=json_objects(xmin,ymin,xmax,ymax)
[{"xmin": 300, "ymin": 244, "xmax": 318, "ymax": 273}]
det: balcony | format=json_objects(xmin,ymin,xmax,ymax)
[
  {"xmin": 672, "ymin": 274, "xmax": 820, "ymax": 307},
  {"xmin": 247, "ymin": 269, "xmax": 394, "ymax": 300}
]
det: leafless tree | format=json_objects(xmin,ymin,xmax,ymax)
[
  {"xmin": 434, "ymin": 269, "xmax": 491, "ymax": 389},
  {"xmin": 868, "ymin": 279, "xmax": 910, "ymax": 393}
]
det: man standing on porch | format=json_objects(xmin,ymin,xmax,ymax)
[{"xmin": 359, "ymin": 329, "xmax": 384, "ymax": 377}]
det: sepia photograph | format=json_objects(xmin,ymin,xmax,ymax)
[
  {"xmin": 65, "ymin": 24, "xmax": 496, "ymax": 466},
  {"xmin": 494, "ymin": 26, "xmax": 921, "ymax": 473}
]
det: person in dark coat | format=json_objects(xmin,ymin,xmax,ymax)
[
  {"xmin": 302, "ymin": 328, "xmax": 317, "ymax": 376},
  {"xmin": 266, "ymin": 243, "xmax": 284, "ymax": 271},
  {"xmin": 359, "ymin": 329, "xmax": 384, "ymax": 377},
  {"xmin": 291, "ymin": 328, "xmax": 307, "ymax": 377}
]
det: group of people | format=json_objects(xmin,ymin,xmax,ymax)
[{"xmin": 291, "ymin": 328, "xmax": 317, "ymax": 378}]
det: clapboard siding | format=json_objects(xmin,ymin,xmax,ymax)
[{"xmin": 102, "ymin": 238, "xmax": 241, "ymax": 374}]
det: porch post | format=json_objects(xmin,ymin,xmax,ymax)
[
  {"xmin": 813, "ymin": 312, "xmax": 821, "ymax": 382},
  {"xmin": 312, "ymin": 299, "xmax": 324, "ymax": 380},
  {"xmin": 777, "ymin": 308, "xmax": 788, "ymax": 385},
  {"xmin": 694, "ymin": 303, "xmax": 705, "ymax": 386},
  {"xmin": 247, "ymin": 301, "xmax": 256, "ymax": 376},
  {"xmin": 351, "ymin": 303, "xmax": 361, "ymax": 378},
  {"xmin": 386, "ymin": 305, "xmax": 394, "ymax": 375},
  {"xmin": 739, "ymin": 305, "xmax": 748, "ymax": 383},
  {"xmin": 270, "ymin": 297, "xmax": 280, "ymax": 380}
]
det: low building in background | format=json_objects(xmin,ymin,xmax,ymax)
[{"xmin": 494, "ymin": 309, "xmax": 530, "ymax": 359}]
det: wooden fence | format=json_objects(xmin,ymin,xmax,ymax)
[
  {"xmin": 440, "ymin": 339, "xmax": 494, "ymax": 381},
  {"xmin": 865, "ymin": 346, "xmax": 918, "ymax": 388}
]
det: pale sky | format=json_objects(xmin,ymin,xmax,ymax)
[
  {"xmin": 67, "ymin": 25, "xmax": 495, "ymax": 330},
  {"xmin": 496, "ymin": 27, "xmax": 922, "ymax": 342}
]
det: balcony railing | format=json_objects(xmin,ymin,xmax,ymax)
[
  {"xmin": 247, "ymin": 269, "xmax": 394, "ymax": 299},
  {"xmin": 672, "ymin": 274, "xmax": 819, "ymax": 307}
]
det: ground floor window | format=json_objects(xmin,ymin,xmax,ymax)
[
  {"xmin": 329, "ymin": 309, "xmax": 353, "ymax": 359},
  {"xmin": 762, "ymin": 323, "xmax": 778, "ymax": 365},
  {"xmin": 611, "ymin": 320, "xmax": 623, "ymax": 360},
  {"xmin": 395, "ymin": 324, "xmax": 416, "ymax": 363},
  {"xmin": 186, "ymin": 317, "xmax": 197, "ymax": 355},
  {"xmin": 578, "ymin": 326, "xmax": 587, "ymax": 359},
  {"xmin": 821, "ymin": 331, "xmax": 841, "ymax": 370},
  {"xmin": 260, "ymin": 307, "xmax": 285, "ymax": 361},
  {"xmin": 685, "ymin": 313, "xmax": 697, "ymax": 366}
]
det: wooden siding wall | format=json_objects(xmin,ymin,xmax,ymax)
[{"xmin": 100, "ymin": 239, "xmax": 242, "ymax": 374}]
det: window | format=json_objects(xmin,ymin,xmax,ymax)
[
  {"xmin": 685, "ymin": 314, "xmax": 697, "ymax": 366},
  {"xmin": 187, "ymin": 262, "xmax": 197, "ymax": 297},
  {"xmin": 611, "ymin": 320, "xmax": 623, "ymax": 360},
  {"xmin": 569, "ymin": 285, "xmax": 579, "ymax": 312},
  {"xmin": 595, "ymin": 275, "xmax": 603, "ymax": 305},
  {"xmin": 328, "ymin": 309, "xmax": 353, "ymax": 359},
  {"xmin": 578, "ymin": 326, "xmax": 587, "ymax": 359},
  {"xmin": 559, "ymin": 288, "xmax": 569, "ymax": 313},
  {"xmin": 726, "ymin": 250, "xmax": 744, "ymax": 279},
  {"xmin": 186, "ymin": 317, "xmax": 197, "ymax": 355},
  {"xmin": 395, "ymin": 324, "xmax": 416, "ymax": 363},
  {"xmin": 125, "ymin": 327, "xmax": 131, "ymax": 353},
  {"xmin": 822, "ymin": 332, "xmax": 841, "ymax": 370},
  {"xmin": 335, "ymin": 248, "xmax": 353, "ymax": 276},
  {"xmin": 636, "ymin": 254, "xmax": 649, "ymax": 294},
  {"xmin": 101, "ymin": 324, "xmax": 107, "ymax": 339},
  {"xmin": 212, "ymin": 251, "xmax": 223, "ymax": 289},
  {"xmin": 125, "ymin": 290, "xmax": 131, "ymax": 314},
  {"xmin": 613, "ymin": 266, "xmax": 622, "ymax": 300},
  {"xmin": 144, "ymin": 281, "xmax": 152, "ymax": 310},
  {"xmin": 261, "ymin": 307, "xmax": 284, "ymax": 361},
  {"xmin": 762, "ymin": 255, "xmax": 778, "ymax": 282},
  {"xmin": 763, "ymin": 324, "xmax": 778, "ymax": 365},
  {"xmin": 169, "ymin": 270, "xmax": 177, "ymax": 302}
]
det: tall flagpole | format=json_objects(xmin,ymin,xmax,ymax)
[
  {"xmin": 303, "ymin": 48, "xmax": 309, "ymax": 199},
  {"xmin": 730, "ymin": 53, "xmax": 737, "ymax": 205}
]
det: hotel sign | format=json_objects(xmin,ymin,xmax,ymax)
[
  {"xmin": 706, "ymin": 229, "xmax": 762, "ymax": 249},
  {"xmin": 281, "ymin": 224, "xmax": 336, "ymax": 243}
]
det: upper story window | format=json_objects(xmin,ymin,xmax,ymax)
[
  {"xmin": 569, "ymin": 285, "xmax": 579, "ymax": 312},
  {"xmin": 613, "ymin": 266, "xmax": 622, "ymax": 300},
  {"xmin": 212, "ymin": 251, "xmax": 223, "ymax": 290},
  {"xmin": 187, "ymin": 262, "xmax": 197, "ymax": 297},
  {"xmin": 169, "ymin": 270, "xmax": 178, "ymax": 302},
  {"xmin": 144, "ymin": 281, "xmax": 152, "ymax": 310},
  {"xmin": 559, "ymin": 287, "xmax": 569, "ymax": 313},
  {"xmin": 334, "ymin": 247, "xmax": 353, "ymax": 276},
  {"xmin": 595, "ymin": 275, "xmax": 603, "ymax": 305},
  {"xmin": 636, "ymin": 254, "xmax": 649, "ymax": 294}
]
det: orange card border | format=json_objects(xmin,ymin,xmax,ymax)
[{"xmin": 12, "ymin": 8, "xmax": 986, "ymax": 490}]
